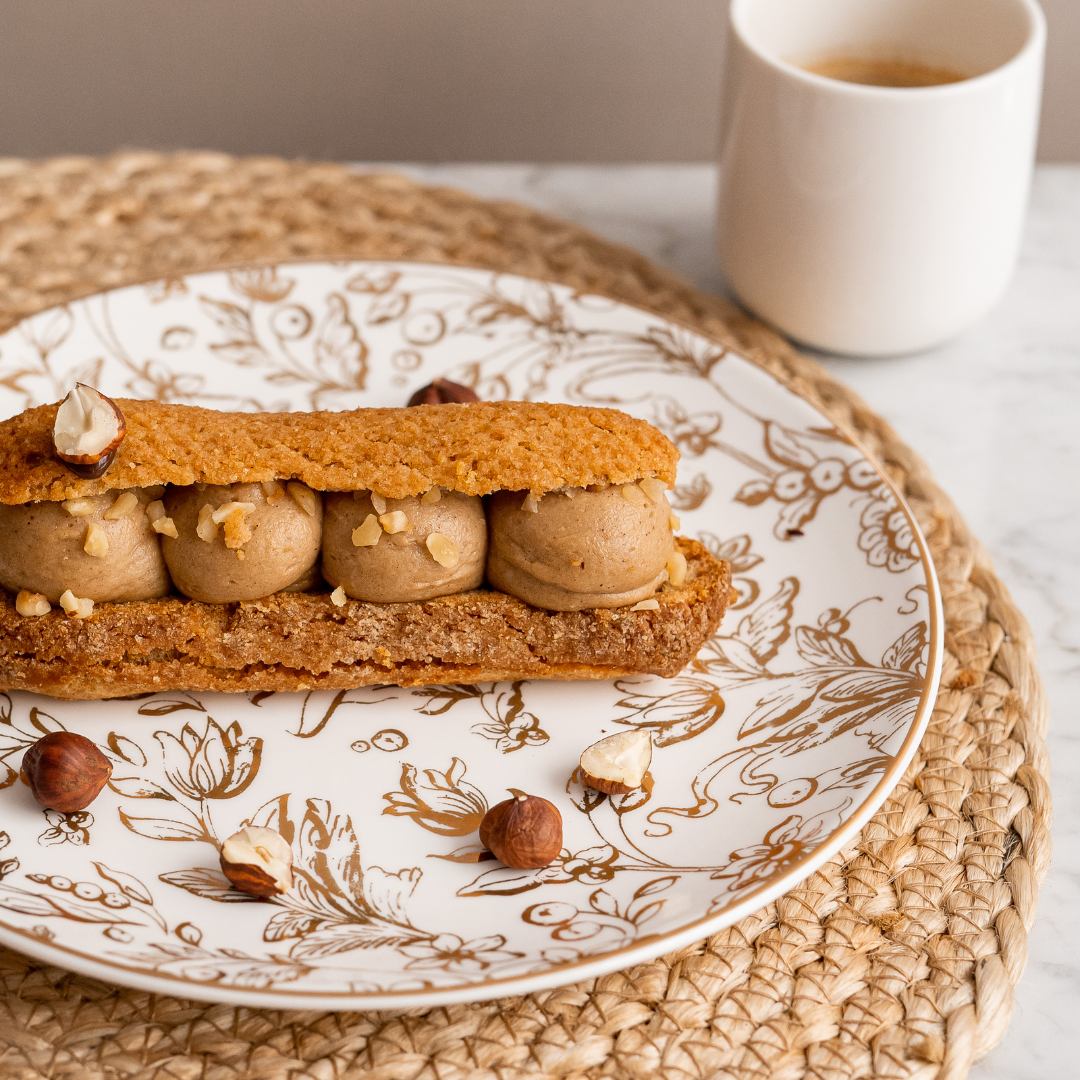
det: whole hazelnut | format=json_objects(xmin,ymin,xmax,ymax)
[
  {"xmin": 407, "ymin": 378, "xmax": 480, "ymax": 406},
  {"xmin": 52, "ymin": 384, "xmax": 126, "ymax": 479},
  {"xmin": 22, "ymin": 731, "xmax": 113, "ymax": 812},
  {"xmin": 479, "ymin": 791, "xmax": 563, "ymax": 869},
  {"xmin": 219, "ymin": 825, "xmax": 294, "ymax": 897}
]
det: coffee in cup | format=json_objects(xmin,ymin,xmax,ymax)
[{"xmin": 800, "ymin": 56, "xmax": 967, "ymax": 87}]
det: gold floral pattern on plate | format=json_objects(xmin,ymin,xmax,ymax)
[{"xmin": 0, "ymin": 262, "xmax": 941, "ymax": 1009}]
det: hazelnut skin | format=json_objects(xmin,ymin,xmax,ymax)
[
  {"xmin": 22, "ymin": 731, "xmax": 112, "ymax": 812},
  {"xmin": 479, "ymin": 792, "xmax": 563, "ymax": 869},
  {"xmin": 407, "ymin": 378, "xmax": 480, "ymax": 406},
  {"xmin": 218, "ymin": 856, "xmax": 284, "ymax": 899},
  {"xmin": 219, "ymin": 825, "xmax": 294, "ymax": 898}
]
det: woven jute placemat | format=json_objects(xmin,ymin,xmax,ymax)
[{"xmin": 0, "ymin": 153, "xmax": 1050, "ymax": 1080}]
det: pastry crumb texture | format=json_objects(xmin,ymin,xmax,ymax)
[
  {"xmin": 0, "ymin": 400, "xmax": 678, "ymax": 504},
  {"xmin": 0, "ymin": 539, "xmax": 732, "ymax": 699}
]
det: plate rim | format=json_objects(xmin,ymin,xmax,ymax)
[{"xmin": 0, "ymin": 258, "xmax": 944, "ymax": 1010}]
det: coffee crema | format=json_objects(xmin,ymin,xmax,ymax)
[{"xmin": 800, "ymin": 57, "xmax": 968, "ymax": 88}]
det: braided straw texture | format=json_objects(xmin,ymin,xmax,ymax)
[{"xmin": 0, "ymin": 153, "xmax": 1050, "ymax": 1080}]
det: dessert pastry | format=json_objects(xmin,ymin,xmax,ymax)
[{"xmin": 0, "ymin": 388, "xmax": 734, "ymax": 699}]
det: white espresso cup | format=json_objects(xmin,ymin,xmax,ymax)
[{"xmin": 717, "ymin": 0, "xmax": 1046, "ymax": 356}]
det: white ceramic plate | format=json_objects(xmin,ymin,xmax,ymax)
[{"xmin": 0, "ymin": 262, "xmax": 941, "ymax": 1009}]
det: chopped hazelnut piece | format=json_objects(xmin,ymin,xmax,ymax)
[
  {"xmin": 561, "ymin": 486, "xmax": 578, "ymax": 499},
  {"xmin": 521, "ymin": 493, "xmax": 540, "ymax": 513},
  {"xmin": 196, "ymin": 503, "xmax": 218, "ymax": 542},
  {"xmin": 146, "ymin": 500, "xmax": 166, "ymax": 524},
  {"xmin": 351, "ymin": 514, "xmax": 382, "ymax": 547},
  {"xmin": 16, "ymin": 590, "xmax": 51, "ymax": 617},
  {"xmin": 630, "ymin": 598, "xmax": 660, "ymax": 611},
  {"xmin": 102, "ymin": 491, "xmax": 139, "ymax": 520},
  {"xmin": 666, "ymin": 550, "xmax": 688, "ymax": 587},
  {"xmin": 421, "ymin": 486, "xmax": 442, "ymax": 505},
  {"xmin": 61, "ymin": 498, "xmax": 96, "ymax": 517},
  {"xmin": 379, "ymin": 511, "xmax": 408, "ymax": 534},
  {"xmin": 370, "ymin": 493, "xmax": 387, "ymax": 515},
  {"xmin": 639, "ymin": 477, "xmax": 668, "ymax": 503},
  {"xmin": 262, "ymin": 480, "xmax": 285, "ymax": 503},
  {"xmin": 669, "ymin": 513, "xmax": 681, "ymax": 531},
  {"xmin": 287, "ymin": 482, "xmax": 319, "ymax": 517},
  {"xmin": 152, "ymin": 516, "xmax": 179, "ymax": 539},
  {"xmin": 621, "ymin": 483, "xmax": 648, "ymax": 506},
  {"xmin": 83, "ymin": 522, "xmax": 109, "ymax": 557},
  {"xmin": 425, "ymin": 532, "xmax": 460, "ymax": 568},
  {"xmin": 58, "ymin": 589, "xmax": 94, "ymax": 619},
  {"xmin": 330, "ymin": 585, "xmax": 347, "ymax": 606}
]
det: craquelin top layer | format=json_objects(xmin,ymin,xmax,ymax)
[{"xmin": 0, "ymin": 399, "xmax": 679, "ymax": 504}]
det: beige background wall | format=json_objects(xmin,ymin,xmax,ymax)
[{"xmin": 0, "ymin": 0, "xmax": 1075, "ymax": 162}]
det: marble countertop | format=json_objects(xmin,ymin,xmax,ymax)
[{"xmin": 374, "ymin": 162, "xmax": 1079, "ymax": 1079}]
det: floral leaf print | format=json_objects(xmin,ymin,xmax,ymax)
[
  {"xmin": 292, "ymin": 686, "xmax": 398, "ymax": 738},
  {"xmin": 20, "ymin": 304, "xmax": 74, "ymax": 360},
  {"xmin": 882, "ymin": 623, "xmax": 928, "ymax": 675},
  {"xmin": 312, "ymin": 293, "xmax": 368, "ymax": 396},
  {"xmin": 696, "ymin": 577, "xmax": 799, "ymax": 679},
  {"xmin": 382, "ymin": 759, "xmax": 488, "ymax": 836},
  {"xmin": 613, "ymin": 680, "xmax": 726, "ymax": 747},
  {"xmin": 795, "ymin": 626, "xmax": 868, "ymax": 668},
  {"xmin": 200, "ymin": 296, "xmax": 266, "ymax": 367},
  {"xmin": 38, "ymin": 811, "xmax": 93, "ymax": 847},
  {"xmin": 159, "ymin": 867, "xmax": 255, "ymax": 904},
  {"xmin": 670, "ymin": 473, "xmax": 712, "ymax": 511},
  {"xmin": 155, "ymin": 719, "xmax": 261, "ymax": 801},
  {"xmin": 228, "ymin": 266, "xmax": 295, "ymax": 304},
  {"xmin": 470, "ymin": 682, "xmax": 549, "ymax": 753},
  {"xmin": 400, "ymin": 933, "xmax": 523, "ymax": 973},
  {"xmin": 345, "ymin": 266, "xmax": 401, "ymax": 295},
  {"xmin": 118, "ymin": 811, "xmax": 208, "ymax": 843},
  {"xmin": 411, "ymin": 684, "xmax": 484, "ymax": 716}
]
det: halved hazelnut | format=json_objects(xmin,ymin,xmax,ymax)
[
  {"xmin": 22, "ymin": 731, "xmax": 113, "ymax": 812},
  {"xmin": 479, "ymin": 792, "xmax": 562, "ymax": 869},
  {"xmin": 579, "ymin": 729, "xmax": 652, "ymax": 795},
  {"xmin": 219, "ymin": 825, "xmax": 294, "ymax": 897},
  {"xmin": 52, "ymin": 385, "xmax": 126, "ymax": 479}
]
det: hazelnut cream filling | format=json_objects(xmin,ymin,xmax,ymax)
[{"xmin": 0, "ymin": 478, "xmax": 680, "ymax": 611}]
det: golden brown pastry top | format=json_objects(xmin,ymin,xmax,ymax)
[{"xmin": 0, "ymin": 399, "xmax": 678, "ymax": 505}]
